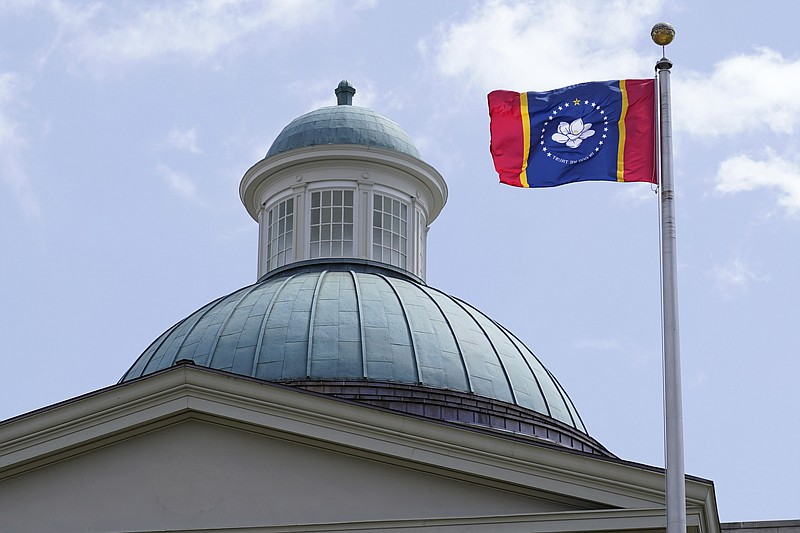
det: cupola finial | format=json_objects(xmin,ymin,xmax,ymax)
[{"xmin": 335, "ymin": 80, "xmax": 356, "ymax": 105}]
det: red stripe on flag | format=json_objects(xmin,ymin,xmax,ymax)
[
  {"xmin": 621, "ymin": 79, "xmax": 657, "ymax": 184},
  {"xmin": 488, "ymin": 90, "xmax": 526, "ymax": 187}
]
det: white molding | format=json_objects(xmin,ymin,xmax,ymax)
[{"xmin": 92, "ymin": 508, "xmax": 707, "ymax": 532}]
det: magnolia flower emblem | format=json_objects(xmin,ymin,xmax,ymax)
[{"xmin": 551, "ymin": 118, "xmax": 595, "ymax": 148}]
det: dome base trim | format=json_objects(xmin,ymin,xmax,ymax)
[
  {"xmin": 281, "ymin": 379, "xmax": 612, "ymax": 457},
  {"xmin": 257, "ymin": 258, "xmax": 423, "ymax": 285}
]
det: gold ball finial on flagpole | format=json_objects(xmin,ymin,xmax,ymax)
[{"xmin": 651, "ymin": 22, "xmax": 675, "ymax": 46}]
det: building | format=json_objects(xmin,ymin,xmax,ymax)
[{"xmin": 0, "ymin": 81, "xmax": 787, "ymax": 533}]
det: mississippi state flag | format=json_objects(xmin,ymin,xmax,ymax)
[{"xmin": 488, "ymin": 79, "xmax": 656, "ymax": 188}]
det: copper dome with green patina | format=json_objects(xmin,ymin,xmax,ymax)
[
  {"xmin": 122, "ymin": 261, "xmax": 607, "ymax": 456},
  {"xmin": 265, "ymin": 81, "xmax": 420, "ymax": 159}
]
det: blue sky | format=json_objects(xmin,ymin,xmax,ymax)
[{"xmin": 2, "ymin": 0, "xmax": 799, "ymax": 522}]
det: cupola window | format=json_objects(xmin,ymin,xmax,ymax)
[
  {"xmin": 310, "ymin": 190, "xmax": 354, "ymax": 258},
  {"xmin": 372, "ymin": 194, "xmax": 408, "ymax": 269},
  {"xmin": 265, "ymin": 198, "xmax": 294, "ymax": 270}
]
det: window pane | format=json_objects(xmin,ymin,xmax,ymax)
[
  {"xmin": 311, "ymin": 226, "xmax": 320, "ymax": 241},
  {"xmin": 265, "ymin": 199, "xmax": 294, "ymax": 272},
  {"xmin": 321, "ymin": 225, "xmax": 331, "ymax": 240},
  {"xmin": 322, "ymin": 208, "xmax": 331, "ymax": 223},
  {"xmin": 333, "ymin": 190, "xmax": 342, "ymax": 205},
  {"xmin": 311, "ymin": 192, "xmax": 320, "ymax": 208},
  {"xmin": 344, "ymin": 208, "xmax": 353, "ymax": 223},
  {"xmin": 344, "ymin": 190, "xmax": 353, "ymax": 205},
  {"xmin": 332, "ymin": 207, "xmax": 342, "ymax": 223},
  {"xmin": 343, "ymin": 242, "xmax": 353, "ymax": 255},
  {"xmin": 322, "ymin": 191, "xmax": 331, "ymax": 206},
  {"xmin": 311, "ymin": 209, "xmax": 320, "ymax": 224},
  {"xmin": 333, "ymin": 224, "xmax": 342, "ymax": 240},
  {"xmin": 373, "ymin": 228, "xmax": 381, "ymax": 244},
  {"xmin": 344, "ymin": 225, "xmax": 353, "ymax": 240}
]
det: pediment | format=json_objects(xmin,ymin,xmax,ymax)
[{"xmin": 0, "ymin": 366, "xmax": 719, "ymax": 533}]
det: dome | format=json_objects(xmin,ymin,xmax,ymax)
[
  {"xmin": 122, "ymin": 261, "xmax": 606, "ymax": 455},
  {"xmin": 265, "ymin": 83, "xmax": 421, "ymax": 159}
]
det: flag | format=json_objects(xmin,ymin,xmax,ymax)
[{"xmin": 488, "ymin": 79, "xmax": 656, "ymax": 188}]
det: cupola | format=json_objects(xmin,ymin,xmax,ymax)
[{"xmin": 240, "ymin": 82, "xmax": 447, "ymax": 281}]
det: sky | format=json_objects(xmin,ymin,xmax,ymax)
[{"xmin": 1, "ymin": 0, "xmax": 798, "ymax": 523}]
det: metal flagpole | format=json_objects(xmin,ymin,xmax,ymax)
[{"xmin": 651, "ymin": 23, "xmax": 686, "ymax": 533}]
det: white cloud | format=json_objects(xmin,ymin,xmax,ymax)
[
  {"xmin": 0, "ymin": 72, "xmax": 40, "ymax": 219},
  {"xmin": 710, "ymin": 257, "xmax": 767, "ymax": 299},
  {"xmin": 675, "ymin": 48, "xmax": 800, "ymax": 138},
  {"xmin": 157, "ymin": 163, "xmax": 202, "ymax": 204},
  {"xmin": 425, "ymin": 0, "xmax": 663, "ymax": 92},
  {"xmin": 35, "ymin": 0, "xmax": 103, "ymax": 68},
  {"xmin": 716, "ymin": 150, "xmax": 800, "ymax": 216},
  {"xmin": 0, "ymin": 0, "xmax": 42, "ymax": 13},
  {"xmin": 614, "ymin": 183, "xmax": 659, "ymax": 207},
  {"xmin": 167, "ymin": 127, "xmax": 202, "ymax": 154},
  {"xmin": 59, "ymin": 0, "xmax": 333, "ymax": 66}
]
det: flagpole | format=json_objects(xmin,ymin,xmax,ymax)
[{"xmin": 652, "ymin": 23, "xmax": 686, "ymax": 533}]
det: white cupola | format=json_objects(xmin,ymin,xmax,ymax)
[{"xmin": 240, "ymin": 81, "xmax": 447, "ymax": 281}]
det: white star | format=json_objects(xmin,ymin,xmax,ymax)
[
  {"xmin": 548, "ymin": 115, "xmax": 553, "ymax": 120},
  {"xmin": 584, "ymin": 100, "xmax": 589, "ymax": 105},
  {"xmin": 558, "ymin": 106, "xmax": 563, "ymax": 111},
  {"xmin": 595, "ymin": 147, "xmax": 600, "ymax": 152},
  {"xmin": 565, "ymin": 102, "xmax": 570, "ymax": 107},
  {"xmin": 599, "ymin": 141, "xmax": 603, "ymax": 145},
  {"xmin": 591, "ymin": 102, "xmax": 596, "ymax": 107},
  {"xmin": 602, "ymin": 134, "xmax": 607, "ymax": 138}
]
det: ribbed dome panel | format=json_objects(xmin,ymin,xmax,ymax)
[
  {"xmin": 266, "ymin": 106, "xmax": 421, "ymax": 159},
  {"xmin": 121, "ymin": 265, "xmax": 587, "ymax": 435}
]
